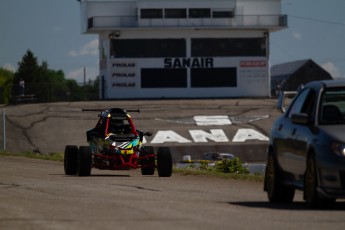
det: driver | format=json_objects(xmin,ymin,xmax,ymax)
[{"xmin": 108, "ymin": 118, "xmax": 125, "ymax": 134}]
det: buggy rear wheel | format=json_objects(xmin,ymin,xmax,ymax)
[
  {"xmin": 157, "ymin": 147, "xmax": 172, "ymax": 177},
  {"xmin": 140, "ymin": 146, "xmax": 155, "ymax": 175},
  {"xmin": 64, "ymin": 145, "xmax": 78, "ymax": 175},
  {"xmin": 77, "ymin": 146, "xmax": 92, "ymax": 177}
]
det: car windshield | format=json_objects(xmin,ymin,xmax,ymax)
[
  {"xmin": 220, "ymin": 154, "xmax": 234, "ymax": 159},
  {"xmin": 319, "ymin": 87, "xmax": 345, "ymax": 125}
]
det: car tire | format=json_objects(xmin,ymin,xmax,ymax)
[
  {"xmin": 157, "ymin": 147, "xmax": 172, "ymax": 177},
  {"xmin": 265, "ymin": 151, "xmax": 295, "ymax": 203},
  {"xmin": 77, "ymin": 146, "xmax": 92, "ymax": 177},
  {"xmin": 304, "ymin": 156, "xmax": 335, "ymax": 208},
  {"xmin": 64, "ymin": 145, "xmax": 78, "ymax": 175},
  {"xmin": 140, "ymin": 146, "xmax": 155, "ymax": 175}
]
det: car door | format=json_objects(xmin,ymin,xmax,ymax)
[
  {"xmin": 290, "ymin": 89, "xmax": 316, "ymax": 183},
  {"xmin": 277, "ymin": 89, "xmax": 313, "ymax": 177}
]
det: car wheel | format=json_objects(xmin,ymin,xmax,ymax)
[
  {"xmin": 265, "ymin": 152, "xmax": 295, "ymax": 203},
  {"xmin": 157, "ymin": 147, "xmax": 172, "ymax": 177},
  {"xmin": 77, "ymin": 146, "xmax": 92, "ymax": 177},
  {"xmin": 64, "ymin": 145, "xmax": 78, "ymax": 175},
  {"xmin": 140, "ymin": 146, "xmax": 155, "ymax": 175},
  {"xmin": 304, "ymin": 156, "xmax": 335, "ymax": 208}
]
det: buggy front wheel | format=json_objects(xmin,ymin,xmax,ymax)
[
  {"xmin": 140, "ymin": 146, "xmax": 155, "ymax": 175},
  {"xmin": 157, "ymin": 147, "xmax": 172, "ymax": 177},
  {"xmin": 77, "ymin": 146, "xmax": 92, "ymax": 177},
  {"xmin": 64, "ymin": 145, "xmax": 78, "ymax": 175}
]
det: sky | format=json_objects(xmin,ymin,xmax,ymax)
[{"xmin": 1, "ymin": 0, "xmax": 345, "ymax": 83}]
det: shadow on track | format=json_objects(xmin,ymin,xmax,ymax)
[
  {"xmin": 229, "ymin": 201, "xmax": 345, "ymax": 211},
  {"xmin": 57, "ymin": 174, "xmax": 131, "ymax": 177},
  {"xmin": 90, "ymin": 174, "xmax": 131, "ymax": 177}
]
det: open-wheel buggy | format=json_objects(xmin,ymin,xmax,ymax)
[{"xmin": 64, "ymin": 108, "xmax": 172, "ymax": 177}]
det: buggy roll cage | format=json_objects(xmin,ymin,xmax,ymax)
[{"xmin": 83, "ymin": 107, "xmax": 148, "ymax": 141}]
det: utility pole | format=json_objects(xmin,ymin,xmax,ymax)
[
  {"xmin": 84, "ymin": 67, "xmax": 86, "ymax": 100},
  {"xmin": 2, "ymin": 109, "xmax": 6, "ymax": 151}
]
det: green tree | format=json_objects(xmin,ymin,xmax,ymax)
[
  {"xmin": 11, "ymin": 49, "xmax": 100, "ymax": 103},
  {"xmin": 13, "ymin": 49, "xmax": 40, "ymax": 98},
  {"xmin": 32, "ymin": 62, "xmax": 69, "ymax": 102},
  {"xmin": 84, "ymin": 76, "xmax": 100, "ymax": 101},
  {"xmin": 66, "ymin": 79, "xmax": 84, "ymax": 101},
  {"xmin": 0, "ymin": 68, "xmax": 14, "ymax": 104}
]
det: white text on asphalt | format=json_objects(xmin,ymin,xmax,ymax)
[{"xmin": 143, "ymin": 128, "xmax": 268, "ymax": 144}]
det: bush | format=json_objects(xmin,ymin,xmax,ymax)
[{"xmin": 214, "ymin": 157, "xmax": 249, "ymax": 174}]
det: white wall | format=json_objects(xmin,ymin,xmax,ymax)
[
  {"xmin": 79, "ymin": 0, "xmax": 283, "ymax": 98},
  {"xmin": 100, "ymin": 29, "xmax": 268, "ymax": 99}
]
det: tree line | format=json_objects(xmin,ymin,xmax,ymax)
[{"xmin": 0, "ymin": 50, "xmax": 99, "ymax": 104}]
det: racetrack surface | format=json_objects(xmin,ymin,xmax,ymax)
[
  {"xmin": 1, "ymin": 156, "xmax": 345, "ymax": 230},
  {"xmin": 1, "ymin": 99, "xmax": 282, "ymax": 163}
]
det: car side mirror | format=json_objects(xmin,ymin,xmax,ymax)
[
  {"xmin": 144, "ymin": 132, "xmax": 152, "ymax": 136},
  {"xmin": 291, "ymin": 113, "xmax": 309, "ymax": 125}
]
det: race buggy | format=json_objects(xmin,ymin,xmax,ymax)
[{"xmin": 64, "ymin": 108, "xmax": 172, "ymax": 177}]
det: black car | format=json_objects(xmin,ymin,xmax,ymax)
[
  {"xmin": 264, "ymin": 80, "xmax": 345, "ymax": 207},
  {"xmin": 203, "ymin": 152, "xmax": 234, "ymax": 161}
]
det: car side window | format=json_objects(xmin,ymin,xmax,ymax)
[
  {"xmin": 319, "ymin": 88, "xmax": 345, "ymax": 125},
  {"xmin": 287, "ymin": 88, "xmax": 315, "ymax": 118},
  {"xmin": 301, "ymin": 89, "xmax": 316, "ymax": 115}
]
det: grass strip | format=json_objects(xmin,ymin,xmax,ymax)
[
  {"xmin": 0, "ymin": 151, "xmax": 64, "ymax": 162},
  {"xmin": 173, "ymin": 168, "xmax": 264, "ymax": 182}
]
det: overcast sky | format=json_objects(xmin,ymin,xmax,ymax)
[{"xmin": 0, "ymin": 0, "xmax": 345, "ymax": 83}]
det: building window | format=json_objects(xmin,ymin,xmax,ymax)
[
  {"xmin": 141, "ymin": 68, "xmax": 187, "ymax": 88},
  {"xmin": 111, "ymin": 39, "xmax": 186, "ymax": 58},
  {"xmin": 189, "ymin": 8, "xmax": 211, "ymax": 18},
  {"xmin": 165, "ymin": 9, "xmax": 187, "ymax": 18},
  {"xmin": 141, "ymin": 9, "xmax": 163, "ymax": 19},
  {"xmin": 191, "ymin": 68, "xmax": 237, "ymax": 87},
  {"xmin": 212, "ymin": 10, "xmax": 234, "ymax": 18},
  {"xmin": 191, "ymin": 38, "xmax": 266, "ymax": 57}
]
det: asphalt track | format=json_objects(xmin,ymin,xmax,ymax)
[
  {"xmin": 1, "ymin": 98, "xmax": 282, "ymax": 163},
  {"xmin": 1, "ymin": 156, "xmax": 345, "ymax": 230}
]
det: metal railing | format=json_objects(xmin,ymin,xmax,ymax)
[{"xmin": 87, "ymin": 14, "xmax": 287, "ymax": 30}]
